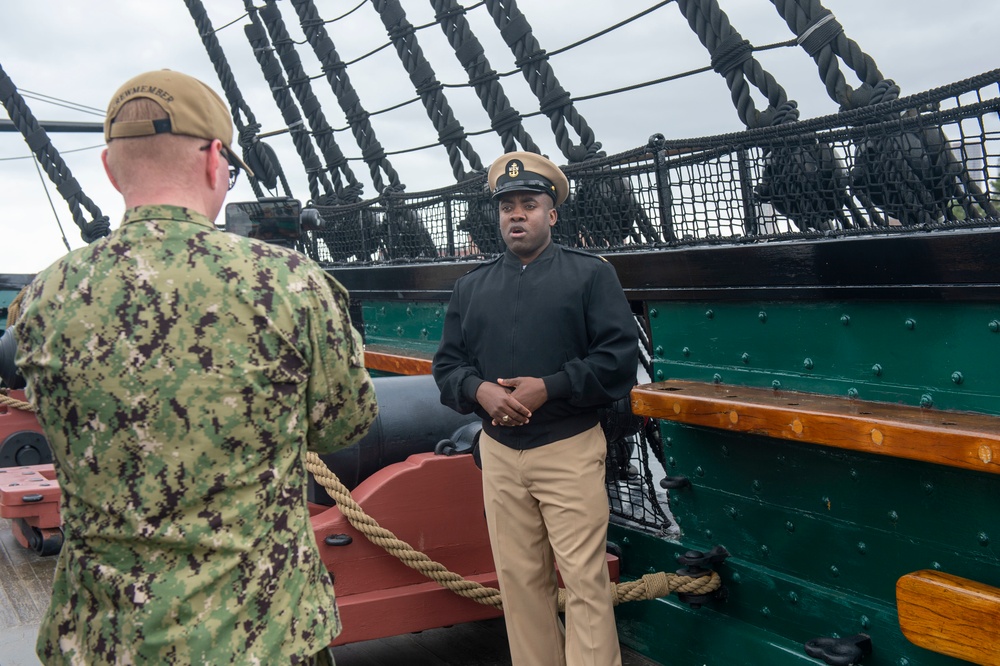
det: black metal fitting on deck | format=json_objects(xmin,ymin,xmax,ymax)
[
  {"xmin": 675, "ymin": 545, "xmax": 730, "ymax": 608},
  {"xmin": 804, "ymin": 633, "xmax": 872, "ymax": 665}
]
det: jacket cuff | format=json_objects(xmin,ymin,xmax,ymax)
[
  {"xmin": 462, "ymin": 375, "xmax": 486, "ymax": 405},
  {"xmin": 542, "ymin": 371, "xmax": 571, "ymax": 400}
]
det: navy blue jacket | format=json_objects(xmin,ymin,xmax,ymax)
[{"xmin": 432, "ymin": 242, "xmax": 638, "ymax": 449}]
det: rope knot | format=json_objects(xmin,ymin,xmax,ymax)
[{"xmin": 710, "ymin": 36, "xmax": 752, "ymax": 76}]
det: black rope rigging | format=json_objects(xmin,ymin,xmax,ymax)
[
  {"xmin": 259, "ymin": 0, "xmax": 363, "ymax": 203},
  {"xmin": 301, "ymin": 38, "xmax": 798, "ymax": 164},
  {"xmin": 31, "ymin": 155, "xmax": 72, "ymax": 252},
  {"xmin": 769, "ymin": 0, "xmax": 998, "ymax": 226},
  {"xmin": 430, "ymin": 0, "xmax": 538, "ymax": 156},
  {"xmin": 768, "ymin": 0, "xmax": 884, "ymax": 111},
  {"xmin": 289, "ymin": 0, "xmax": 402, "ymax": 193},
  {"xmin": 184, "ymin": 0, "xmax": 290, "ymax": 198},
  {"xmin": 18, "ymin": 91, "xmax": 103, "ymax": 117},
  {"xmin": 671, "ymin": 0, "xmax": 868, "ymax": 232},
  {"xmin": 484, "ymin": 0, "xmax": 601, "ymax": 163},
  {"xmin": 675, "ymin": 0, "xmax": 794, "ymax": 130},
  {"xmin": 170, "ymin": 1, "xmax": 997, "ymax": 251},
  {"xmin": 371, "ymin": 0, "xmax": 484, "ymax": 182},
  {"xmin": 545, "ymin": 0, "xmax": 675, "ymax": 59},
  {"xmin": 241, "ymin": 0, "xmax": 337, "ymax": 205},
  {"xmin": 0, "ymin": 63, "xmax": 109, "ymax": 244},
  {"xmin": 231, "ymin": 2, "xmax": 802, "ymax": 175},
  {"xmin": 430, "ymin": 0, "xmax": 542, "ymax": 254},
  {"xmin": 323, "ymin": 0, "xmax": 367, "ymax": 25}
]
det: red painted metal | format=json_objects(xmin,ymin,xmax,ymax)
[
  {"xmin": 0, "ymin": 430, "xmax": 622, "ymax": 645},
  {"xmin": 0, "ymin": 464, "xmax": 61, "ymax": 549},
  {"xmin": 310, "ymin": 452, "xmax": 619, "ymax": 646},
  {"xmin": 0, "ymin": 389, "xmax": 47, "ymax": 459}
]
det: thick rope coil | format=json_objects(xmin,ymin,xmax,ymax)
[{"xmin": 306, "ymin": 450, "xmax": 721, "ymax": 610}]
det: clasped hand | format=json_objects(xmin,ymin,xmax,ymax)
[{"xmin": 476, "ymin": 377, "xmax": 548, "ymax": 426}]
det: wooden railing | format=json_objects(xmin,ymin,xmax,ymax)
[
  {"xmin": 630, "ymin": 380, "xmax": 1000, "ymax": 476},
  {"xmin": 897, "ymin": 570, "xmax": 1000, "ymax": 665},
  {"xmin": 363, "ymin": 345, "xmax": 433, "ymax": 376}
]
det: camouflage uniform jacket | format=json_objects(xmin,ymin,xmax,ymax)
[{"xmin": 16, "ymin": 205, "xmax": 378, "ymax": 665}]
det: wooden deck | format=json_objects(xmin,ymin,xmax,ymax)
[
  {"xmin": 0, "ymin": 518, "xmax": 658, "ymax": 665},
  {"xmin": 0, "ymin": 518, "xmax": 55, "ymax": 665}
]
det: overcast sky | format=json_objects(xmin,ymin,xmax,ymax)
[{"xmin": 1, "ymin": 0, "xmax": 996, "ymax": 274}]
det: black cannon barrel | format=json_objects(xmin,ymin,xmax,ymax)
[
  {"xmin": 309, "ymin": 373, "xmax": 480, "ymax": 503},
  {"xmin": 0, "ymin": 327, "xmax": 24, "ymax": 389}
]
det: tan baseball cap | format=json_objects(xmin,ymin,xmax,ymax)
[
  {"xmin": 104, "ymin": 69, "xmax": 253, "ymax": 177},
  {"xmin": 488, "ymin": 151, "xmax": 569, "ymax": 207}
]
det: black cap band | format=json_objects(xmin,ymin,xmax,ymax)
[{"xmin": 492, "ymin": 168, "xmax": 557, "ymax": 202}]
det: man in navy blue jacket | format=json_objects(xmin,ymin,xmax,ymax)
[{"xmin": 433, "ymin": 151, "xmax": 638, "ymax": 666}]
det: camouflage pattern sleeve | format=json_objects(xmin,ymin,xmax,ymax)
[{"xmin": 304, "ymin": 270, "xmax": 378, "ymax": 453}]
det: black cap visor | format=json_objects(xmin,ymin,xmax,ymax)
[{"xmin": 492, "ymin": 174, "xmax": 557, "ymax": 203}]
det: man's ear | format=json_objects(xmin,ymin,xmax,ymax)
[
  {"xmin": 206, "ymin": 140, "xmax": 223, "ymax": 191},
  {"xmin": 101, "ymin": 148, "xmax": 122, "ymax": 194},
  {"xmin": 548, "ymin": 206, "xmax": 558, "ymax": 227}
]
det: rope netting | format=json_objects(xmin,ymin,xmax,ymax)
[
  {"xmin": 293, "ymin": 69, "xmax": 1000, "ymax": 264},
  {"xmin": 6, "ymin": 1, "xmax": 997, "ymax": 252}
]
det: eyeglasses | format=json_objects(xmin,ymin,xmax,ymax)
[{"xmin": 200, "ymin": 142, "xmax": 240, "ymax": 190}]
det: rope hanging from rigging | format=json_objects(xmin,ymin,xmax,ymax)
[
  {"xmin": 241, "ymin": 0, "xmax": 337, "ymax": 205},
  {"xmin": 289, "ymin": 0, "xmax": 403, "ymax": 194},
  {"xmin": 184, "ymin": 0, "xmax": 290, "ymax": 197},
  {"xmin": 371, "ymin": 0, "xmax": 485, "ymax": 183},
  {"xmin": 484, "ymin": 0, "xmax": 602, "ymax": 164},
  {"xmin": 0, "ymin": 64, "xmax": 109, "ymax": 244},
  {"xmin": 768, "ymin": 0, "xmax": 999, "ymax": 226},
  {"xmin": 259, "ymin": 0, "xmax": 364, "ymax": 203},
  {"xmin": 430, "ymin": 0, "xmax": 539, "ymax": 156},
  {"xmin": 672, "ymin": 0, "xmax": 862, "ymax": 232}
]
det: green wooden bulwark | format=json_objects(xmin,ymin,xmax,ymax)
[
  {"xmin": 0, "ymin": 275, "xmax": 34, "ymax": 330},
  {"xmin": 611, "ymin": 231, "xmax": 1000, "ymax": 666}
]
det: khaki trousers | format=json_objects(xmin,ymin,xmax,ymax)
[{"xmin": 481, "ymin": 424, "xmax": 622, "ymax": 666}]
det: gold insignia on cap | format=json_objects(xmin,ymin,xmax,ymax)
[{"xmin": 507, "ymin": 161, "xmax": 520, "ymax": 178}]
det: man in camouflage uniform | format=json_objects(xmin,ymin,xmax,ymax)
[{"xmin": 15, "ymin": 69, "xmax": 378, "ymax": 665}]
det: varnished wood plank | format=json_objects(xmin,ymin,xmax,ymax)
[
  {"xmin": 897, "ymin": 570, "xmax": 1000, "ymax": 665},
  {"xmin": 364, "ymin": 346, "xmax": 433, "ymax": 375},
  {"xmin": 631, "ymin": 381, "xmax": 1000, "ymax": 475}
]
